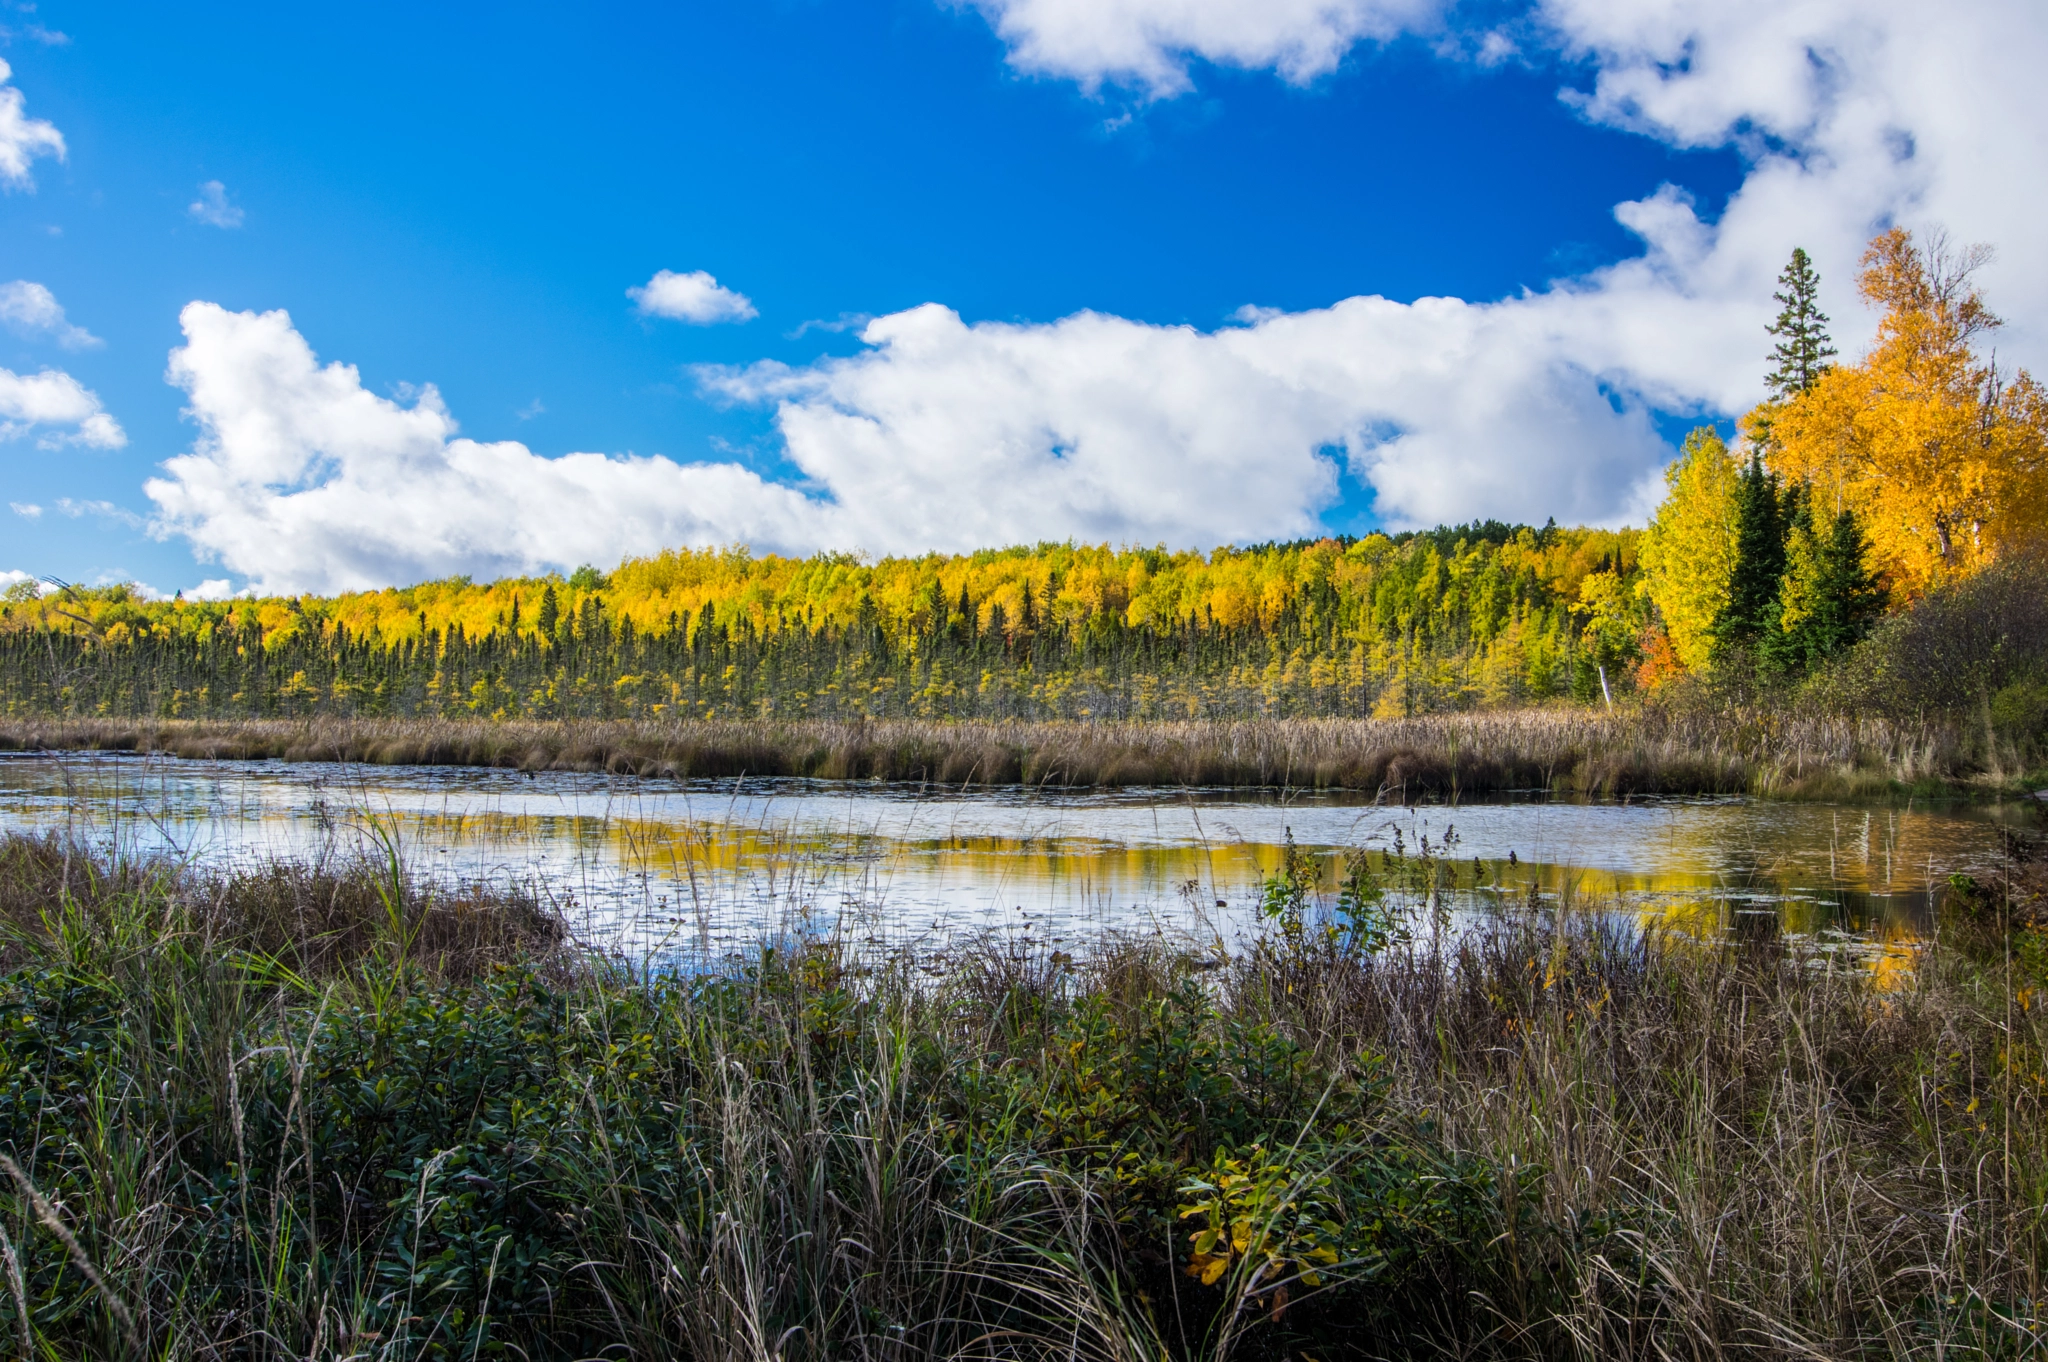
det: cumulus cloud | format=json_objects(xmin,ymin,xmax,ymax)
[
  {"xmin": 0, "ymin": 365, "xmax": 125, "ymax": 448},
  {"xmin": 187, "ymin": 180, "xmax": 244, "ymax": 228},
  {"xmin": 629, "ymin": 269, "xmax": 757, "ymax": 325},
  {"xmin": 0, "ymin": 280, "xmax": 100, "ymax": 349},
  {"xmin": 685, "ymin": 169, "xmax": 1856, "ymax": 542},
  {"xmin": 0, "ymin": 58, "xmax": 60, "ymax": 188},
  {"xmin": 0, "ymin": 569, "xmax": 36, "ymax": 594},
  {"xmin": 952, "ymin": 0, "xmax": 2047, "ymax": 360},
  {"xmin": 700, "ymin": 279, "xmax": 1694, "ymax": 544},
  {"xmin": 959, "ymin": 0, "xmax": 1443, "ymax": 96},
  {"xmin": 1538, "ymin": 0, "xmax": 2048, "ymax": 362},
  {"xmin": 146, "ymin": 303, "xmax": 820, "ymax": 594},
  {"xmin": 145, "ymin": 286, "xmax": 1683, "ymax": 595}
]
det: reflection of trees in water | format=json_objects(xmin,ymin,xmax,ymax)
[
  {"xmin": 0, "ymin": 758, "xmax": 2011, "ymax": 961},
  {"xmin": 1606, "ymin": 802, "xmax": 1993, "ymax": 898}
]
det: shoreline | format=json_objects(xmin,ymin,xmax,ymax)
[{"xmin": 2, "ymin": 709, "xmax": 2035, "ymax": 803}]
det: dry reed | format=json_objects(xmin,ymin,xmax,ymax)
[{"xmin": 0, "ymin": 703, "xmax": 1999, "ymax": 798}]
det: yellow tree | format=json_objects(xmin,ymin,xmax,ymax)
[
  {"xmin": 1639, "ymin": 426, "xmax": 1740, "ymax": 672},
  {"xmin": 1767, "ymin": 228, "xmax": 2048, "ymax": 597}
]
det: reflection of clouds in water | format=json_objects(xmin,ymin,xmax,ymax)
[{"xmin": 0, "ymin": 753, "xmax": 2020, "ymax": 961}]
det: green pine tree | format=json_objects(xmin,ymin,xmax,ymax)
[
  {"xmin": 1764, "ymin": 247, "xmax": 1837, "ymax": 400},
  {"xmin": 1771, "ymin": 501, "xmax": 1884, "ymax": 674},
  {"xmin": 536, "ymin": 583, "xmax": 560, "ymax": 637},
  {"xmin": 1759, "ymin": 492, "xmax": 1816, "ymax": 678},
  {"xmin": 1714, "ymin": 454, "xmax": 1788, "ymax": 662}
]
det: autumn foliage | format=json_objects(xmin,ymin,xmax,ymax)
[
  {"xmin": 0, "ymin": 529, "xmax": 1645, "ymax": 721},
  {"xmin": 1761, "ymin": 228, "xmax": 2048, "ymax": 599}
]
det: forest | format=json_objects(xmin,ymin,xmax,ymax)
[
  {"xmin": 1, "ymin": 228, "xmax": 2043, "ymax": 729},
  {"xmin": 0, "ymin": 524, "xmax": 1646, "ymax": 722}
]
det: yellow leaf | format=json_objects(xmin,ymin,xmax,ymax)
[
  {"xmin": 1639, "ymin": 427, "xmax": 1740, "ymax": 672},
  {"xmin": 1765, "ymin": 228, "xmax": 2048, "ymax": 598}
]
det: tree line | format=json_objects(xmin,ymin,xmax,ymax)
[{"xmin": 0, "ymin": 527, "xmax": 1640, "ymax": 721}]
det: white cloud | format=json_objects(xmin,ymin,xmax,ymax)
[
  {"xmin": 0, "ymin": 280, "xmax": 100, "ymax": 349},
  {"xmin": 1532, "ymin": 0, "xmax": 2048, "ymax": 364},
  {"xmin": 950, "ymin": 0, "xmax": 2048, "ymax": 364},
  {"xmin": 56, "ymin": 497, "xmax": 146, "ymax": 527},
  {"xmin": 0, "ymin": 57, "xmax": 61, "ymax": 188},
  {"xmin": 0, "ymin": 25, "xmax": 69, "ymax": 47},
  {"xmin": 706, "ymin": 304, "xmax": 1352, "ymax": 548},
  {"xmin": 958, "ymin": 0, "xmax": 1443, "ymax": 96},
  {"xmin": 184, "ymin": 578, "xmax": 235, "ymax": 601},
  {"xmin": 700, "ymin": 236, "xmax": 1716, "ymax": 543},
  {"xmin": 188, "ymin": 180, "xmax": 245, "ymax": 228},
  {"xmin": 9, "ymin": 501, "xmax": 39, "ymax": 517},
  {"xmin": 0, "ymin": 569, "xmax": 36, "ymax": 593},
  {"xmin": 704, "ymin": 288, "xmax": 1690, "ymax": 542},
  {"xmin": 0, "ymin": 365, "xmax": 125, "ymax": 448},
  {"xmin": 146, "ymin": 302, "xmax": 822, "ymax": 594},
  {"xmin": 629, "ymin": 269, "xmax": 757, "ymax": 325},
  {"xmin": 143, "ymin": 290, "xmax": 1678, "ymax": 595}
]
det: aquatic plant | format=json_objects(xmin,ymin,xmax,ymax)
[{"xmin": 2, "ymin": 697, "xmax": 2031, "ymax": 800}]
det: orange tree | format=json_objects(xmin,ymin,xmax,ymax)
[{"xmin": 1761, "ymin": 228, "xmax": 2048, "ymax": 599}]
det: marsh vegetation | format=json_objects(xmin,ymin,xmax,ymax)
[
  {"xmin": 5, "ymin": 676, "xmax": 2041, "ymax": 799},
  {"xmin": 0, "ymin": 822, "xmax": 2042, "ymax": 1358}
]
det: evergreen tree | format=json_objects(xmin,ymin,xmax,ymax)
[
  {"xmin": 1815, "ymin": 505, "xmax": 1885, "ymax": 653},
  {"xmin": 1714, "ymin": 455, "xmax": 1788, "ymax": 660},
  {"xmin": 1770, "ymin": 501, "xmax": 1884, "ymax": 674},
  {"xmin": 1759, "ymin": 494, "xmax": 1818, "ymax": 678},
  {"xmin": 0, "ymin": 530, "xmax": 1660, "ymax": 721},
  {"xmin": 1764, "ymin": 247, "xmax": 1837, "ymax": 400}
]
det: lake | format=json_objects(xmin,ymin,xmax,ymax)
[{"xmin": 0, "ymin": 750, "xmax": 2029, "ymax": 965}]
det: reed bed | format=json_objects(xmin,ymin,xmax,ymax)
[
  {"xmin": 0, "ymin": 703, "xmax": 2003, "ymax": 798},
  {"xmin": 0, "ymin": 825, "xmax": 2042, "ymax": 1358}
]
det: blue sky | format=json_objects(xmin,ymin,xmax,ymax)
[{"xmin": 0, "ymin": 0, "xmax": 2039, "ymax": 595}]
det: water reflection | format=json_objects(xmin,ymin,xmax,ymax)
[{"xmin": 0, "ymin": 750, "xmax": 2025, "ymax": 966}]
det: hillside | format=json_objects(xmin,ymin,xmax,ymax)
[{"xmin": 0, "ymin": 525, "xmax": 1640, "ymax": 721}]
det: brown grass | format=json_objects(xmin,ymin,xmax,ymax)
[
  {"xmin": 1218, "ymin": 892, "xmax": 2048, "ymax": 1357},
  {"xmin": 0, "ymin": 829, "xmax": 568, "ymax": 980},
  {"xmin": 0, "ymin": 704, "xmax": 1992, "ymax": 797}
]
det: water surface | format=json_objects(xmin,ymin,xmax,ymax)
[{"xmin": 0, "ymin": 751, "xmax": 2024, "ymax": 963}]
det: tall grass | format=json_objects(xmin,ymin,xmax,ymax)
[
  {"xmin": 0, "ymin": 827, "xmax": 2042, "ymax": 1357},
  {"xmin": 0, "ymin": 700, "xmax": 2015, "ymax": 797}
]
